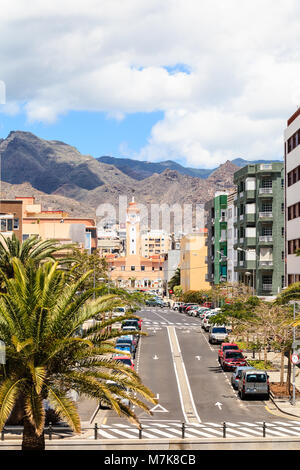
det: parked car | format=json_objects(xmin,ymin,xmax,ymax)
[
  {"xmin": 122, "ymin": 319, "xmax": 140, "ymax": 331},
  {"xmin": 99, "ymin": 380, "xmax": 132, "ymax": 409},
  {"xmin": 238, "ymin": 369, "xmax": 270, "ymax": 400},
  {"xmin": 202, "ymin": 314, "xmax": 217, "ymax": 331},
  {"xmin": 173, "ymin": 302, "xmax": 184, "ymax": 311},
  {"xmin": 117, "ymin": 335, "xmax": 138, "ymax": 352},
  {"xmin": 185, "ymin": 304, "xmax": 199, "ymax": 315},
  {"xmin": 113, "ymin": 356, "xmax": 135, "ymax": 371},
  {"xmin": 208, "ymin": 326, "xmax": 229, "ymax": 344},
  {"xmin": 220, "ymin": 350, "xmax": 248, "ymax": 371},
  {"xmin": 231, "ymin": 366, "xmax": 255, "ymax": 390},
  {"xmin": 218, "ymin": 342, "xmax": 240, "ymax": 363},
  {"xmin": 146, "ymin": 298, "xmax": 163, "ymax": 307},
  {"xmin": 111, "ymin": 306, "xmax": 127, "ymax": 318}
]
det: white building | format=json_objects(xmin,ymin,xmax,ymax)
[{"xmin": 284, "ymin": 108, "xmax": 300, "ymax": 285}]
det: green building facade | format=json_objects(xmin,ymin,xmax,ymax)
[{"xmin": 233, "ymin": 162, "xmax": 285, "ymax": 296}]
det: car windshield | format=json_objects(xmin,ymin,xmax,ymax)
[
  {"xmin": 116, "ymin": 358, "xmax": 132, "ymax": 366},
  {"xmin": 246, "ymin": 373, "xmax": 267, "ymax": 383},
  {"xmin": 225, "ymin": 352, "xmax": 244, "ymax": 359},
  {"xmin": 223, "ymin": 345, "xmax": 239, "ymax": 351},
  {"xmin": 116, "ymin": 340, "xmax": 131, "ymax": 345},
  {"xmin": 212, "ymin": 328, "xmax": 227, "ymax": 333},
  {"xmin": 123, "ymin": 321, "xmax": 138, "ymax": 326}
]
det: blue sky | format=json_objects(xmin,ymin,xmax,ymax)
[
  {"xmin": 0, "ymin": 109, "xmax": 164, "ymax": 160},
  {"xmin": 0, "ymin": 1, "xmax": 299, "ymax": 168}
]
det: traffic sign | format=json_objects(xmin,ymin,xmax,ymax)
[{"xmin": 291, "ymin": 353, "xmax": 299, "ymax": 365}]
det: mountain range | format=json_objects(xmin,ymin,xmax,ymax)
[{"xmin": 0, "ymin": 131, "xmax": 282, "ymax": 219}]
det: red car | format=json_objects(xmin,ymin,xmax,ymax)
[
  {"xmin": 113, "ymin": 356, "xmax": 135, "ymax": 371},
  {"xmin": 220, "ymin": 350, "xmax": 248, "ymax": 371},
  {"xmin": 218, "ymin": 343, "xmax": 241, "ymax": 363}
]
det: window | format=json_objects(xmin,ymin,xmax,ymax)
[
  {"xmin": 287, "ymin": 164, "xmax": 300, "ymax": 187},
  {"xmin": 121, "ymin": 266, "xmax": 125, "ymax": 271},
  {"xmin": 141, "ymin": 266, "xmax": 145, "ymax": 271},
  {"xmin": 1, "ymin": 219, "xmax": 7, "ymax": 231},
  {"xmin": 281, "ymin": 227, "xmax": 284, "ymax": 237},
  {"xmin": 13, "ymin": 218, "xmax": 19, "ymax": 230},
  {"xmin": 131, "ymin": 266, "xmax": 135, "ymax": 271},
  {"xmin": 262, "ymin": 179, "xmax": 272, "ymax": 188}
]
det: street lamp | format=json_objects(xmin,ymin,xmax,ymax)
[{"xmin": 237, "ymin": 247, "xmax": 255, "ymax": 296}]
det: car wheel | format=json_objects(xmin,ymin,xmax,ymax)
[
  {"xmin": 264, "ymin": 394, "xmax": 270, "ymax": 401},
  {"xmin": 240, "ymin": 390, "xmax": 245, "ymax": 400}
]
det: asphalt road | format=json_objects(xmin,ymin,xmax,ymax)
[{"xmin": 90, "ymin": 307, "xmax": 300, "ymax": 439}]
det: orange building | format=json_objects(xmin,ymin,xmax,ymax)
[
  {"xmin": 107, "ymin": 198, "xmax": 164, "ymax": 291},
  {"xmin": 15, "ymin": 196, "xmax": 97, "ymax": 253}
]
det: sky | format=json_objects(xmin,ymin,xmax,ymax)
[{"xmin": 0, "ymin": 0, "xmax": 300, "ymax": 169}]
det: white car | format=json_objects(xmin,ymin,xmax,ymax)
[{"xmin": 208, "ymin": 325, "xmax": 228, "ymax": 344}]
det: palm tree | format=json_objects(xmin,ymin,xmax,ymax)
[
  {"xmin": 0, "ymin": 258, "xmax": 156, "ymax": 450},
  {"xmin": 275, "ymin": 282, "xmax": 300, "ymax": 304},
  {"xmin": 0, "ymin": 233, "xmax": 74, "ymax": 281}
]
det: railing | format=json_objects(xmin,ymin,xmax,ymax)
[
  {"xmin": 262, "ymin": 284, "xmax": 273, "ymax": 291},
  {"xmin": 259, "ymin": 236, "xmax": 273, "ymax": 242},
  {"xmin": 259, "ymin": 212, "xmax": 273, "ymax": 218},
  {"xmin": 0, "ymin": 421, "xmax": 272, "ymax": 441},
  {"xmin": 260, "ymin": 164, "xmax": 272, "ymax": 170},
  {"xmin": 259, "ymin": 260, "xmax": 273, "ymax": 267},
  {"xmin": 259, "ymin": 188, "xmax": 273, "ymax": 194}
]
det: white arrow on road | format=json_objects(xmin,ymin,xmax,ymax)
[
  {"xmin": 195, "ymin": 356, "xmax": 201, "ymax": 360},
  {"xmin": 215, "ymin": 402, "xmax": 223, "ymax": 410},
  {"xmin": 153, "ymin": 355, "xmax": 159, "ymax": 360}
]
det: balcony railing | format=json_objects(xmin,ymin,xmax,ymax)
[
  {"xmin": 259, "ymin": 236, "xmax": 273, "ymax": 242},
  {"xmin": 262, "ymin": 284, "xmax": 273, "ymax": 291},
  {"xmin": 259, "ymin": 260, "xmax": 273, "ymax": 267},
  {"xmin": 259, "ymin": 212, "xmax": 273, "ymax": 218},
  {"xmin": 260, "ymin": 164, "xmax": 272, "ymax": 170},
  {"xmin": 259, "ymin": 188, "xmax": 273, "ymax": 194}
]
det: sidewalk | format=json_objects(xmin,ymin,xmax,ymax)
[{"xmin": 258, "ymin": 351, "xmax": 300, "ymax": 419}]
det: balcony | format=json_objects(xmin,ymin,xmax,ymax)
[
  {"xmin": 259, "ymin": 212, "xmax": 273, "ymax": 219},
  {"xmin": 259, "ymin": 236, "xmax": 273, "ymax": 243},
  {"xmin": 260, "ymin": 164, "xmax": 273, "ymax": 170},
  {"xmin": 259, "ymin": 260, "xmax": 273, "ymax": 268},
  {"xmin": 262, "ymin": 284, "xmax": 273, "ymax": 292},
  {"xmin": 259, "ymin": 188, "xmax": 273, "ymax": 196}
]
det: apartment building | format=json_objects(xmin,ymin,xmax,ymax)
[
  {"xmin": 15, "ymin": 196, "xmax": 97, "ymax": 253},
  {"xmin": 180, "ymin": 230, "xmax": 209, "ymax": 293},
  {"xmin": 234, "ymin": 163, "xmax": 284, "ymax": 296},
  {"xmin": 141, "ymin": 230, "xmax": 170, "ymax": 258},
  {"xmin": 205, "ymin": 192, "xmax": 228, "ymax": 285},
  {"xmin": 0, "ymin": 199, "xmax": 23, "ymax": 242},
  {"xmin": 285, "ymin": 108, "xmax": 300, "ymax": 285},
  {"xmin": 226, "ymin": 191, "xmax": 238, "ymax": 284}
]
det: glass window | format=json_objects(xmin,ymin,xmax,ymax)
[
  {"xmin": 1, "ymin": 219, "xmax": 7, "ymax": 231},
  {"xmin": 246, "ymin": 374, "xmax": 267, "ymax": 383},
  {"xmin": 13, "ymin": 218, "xmax": 19, "ymax": 230}
]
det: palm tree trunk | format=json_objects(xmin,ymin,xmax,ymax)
[
  {"xmin": 280, "ymin": 349, "xmax": 285, "ymax": 386},
  {"xmin": 22, "ymin": 415, "xmax": 45, "ymax": 451}
]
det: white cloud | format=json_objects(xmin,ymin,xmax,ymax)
[{"xmin": 0, "ymin": 0, "xmax": 299, "ymax": 166}]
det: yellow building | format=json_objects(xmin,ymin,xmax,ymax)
[{"xmin": 180, "ymin": 230, "xmax": 209, "ymax": 293}]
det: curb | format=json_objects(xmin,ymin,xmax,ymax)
[{"xmin": 269, "ymin": 392, "xmax": 300, "ymax": 419}]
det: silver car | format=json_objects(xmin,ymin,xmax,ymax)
[
  {"xmin": 231, "ymin": 366, "xmax": 254, "ymax": 389},
  {"xmin": 208, "ymin": 326, "xmax": 228, "ymax": 344},
  {"xmin": 238, "ymin": 369, "xmax": 269, "ymax": 400}
]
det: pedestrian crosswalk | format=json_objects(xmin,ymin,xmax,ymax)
[
  {"xmin": 94, "ymin": 420, "xmax": 300, "ymax": 440},
  {"xmin": 144, "ymin": 321, "xmax": 199, "ymax": 327}
]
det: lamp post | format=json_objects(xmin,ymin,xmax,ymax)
[{"xmin": 237, "ymin": 247, "xmax": 255, "ymax": 296}]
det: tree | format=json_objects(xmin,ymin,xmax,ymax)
[
  {"xmin": 0, "ymin": 259, "xmax": 156, "ymax": 450},
  {"xmin": 275, "ymin": 282, "xmax": 300, "ymax": 304},
  {"xmin": 173, "ymin": 286, "xmax": 183, "ymax": 300},
  {"xmin": 0, "ymin": 234, "xmax": 73, "ymax": 285},
  {"xmin": 168, "ymin": 268, "xmax": 180, "ymax": 291},
  {"xmin": 68, "ymin": 247, "xmax": 108, "ymax": 291}
]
